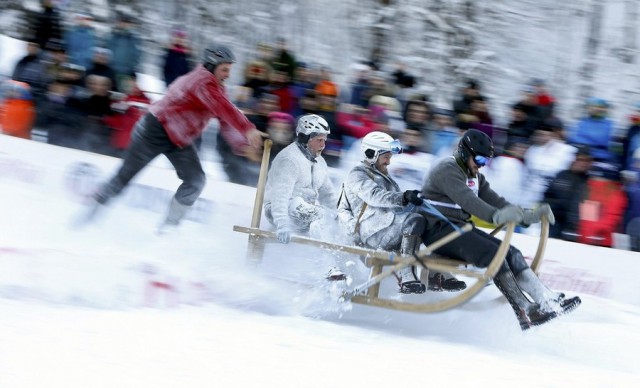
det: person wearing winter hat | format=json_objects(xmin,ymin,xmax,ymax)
[
  {"xmin": 162, "ymin": 28, "xmax": 193, "ymax": 87},
  {"xmin": 567, "ymin": 97, "xmax": 616, "ymax": 162}
]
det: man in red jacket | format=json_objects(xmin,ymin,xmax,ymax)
[{"xmin": 81, "ymin": 44, "xmax": 263, "ymax": 231}]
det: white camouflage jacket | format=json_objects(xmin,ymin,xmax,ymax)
[
  {"xmin": 337, "ymin": 162, "xmax": 409, "ymax": 248},
  {"xmin": 264, "ymin": 142, "xmax": 337, "ymax": 231}
]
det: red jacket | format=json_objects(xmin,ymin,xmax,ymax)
[
  {"xmin": 149, "ymin": 65, "xmax": 255, "ymax": 149},
  {"xmin": 104, "ymin": 89, "xmax": 151, "ymax": 150},
  {"xmin": 336, "ymin": 110, "xmax": 376, "ymax": 138},
  {"xmin": 578, "ymin": 179, "xmax": 627, "ymax": 247}
]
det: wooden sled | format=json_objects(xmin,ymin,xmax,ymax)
[{"xmin": 233, "ymin": 140, "xmax": 550, "ymax": 313}]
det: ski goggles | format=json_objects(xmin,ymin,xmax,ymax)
[
  {"xmin": 473, "ymin": 154, "xmax": 491, "ymax": 167},
  {"xmin": 377, "ymin": 140, "xmax": 403, "ymax": 158},
  {"xmin": 387, "ymin": 140, "xmax": 403, "ymax": 154}
]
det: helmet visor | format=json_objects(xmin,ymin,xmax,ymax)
[
  {"xmin": 377, "ymin": 140, "xmax": 403, "ymax": 157},
  {"xmin": 473, "ymin": 155, "xmax": 491, "ymax": 167},
  {"xmin": 388, "ymin": 139, "xmax": 403, "ymax": 154}
]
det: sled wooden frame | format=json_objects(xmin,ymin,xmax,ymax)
[{"xmin": 233, "ymin": 140, "xmax": 550, "ymax": 313}]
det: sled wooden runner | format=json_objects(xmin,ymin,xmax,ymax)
[{"xmin": 233, "ymin": 139, "xmax": 550, "ymax": 312}]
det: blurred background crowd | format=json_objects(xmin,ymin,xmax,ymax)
[{"xmin": 2, "ymin": 0, "xmax": 640, "ymax": 251}]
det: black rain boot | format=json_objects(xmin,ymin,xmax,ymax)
[
  {"xmin": 427, "ymin": 272, "xmax": 467, "ymax": 292},
  {"xmin": 493, "ymin": 270, "xmax": 559, "ymax": 331},
  {"xmin": 515, "ymin": 268, "xmax": 581, "ymax": 315},
  {"xmin": 397, "ymin": 235, "xmax": 426, "ymax": 294}
]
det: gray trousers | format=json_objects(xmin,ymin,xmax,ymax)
[
  {"xmin": 95, "ymin": 113, "xmax": 205, "ymax": 206},
  {"xmin": 373, "ymin": 213, "xmax": 426, "ymax": 251}
]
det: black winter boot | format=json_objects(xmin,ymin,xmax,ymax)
[
  {"xmin": 427, "ymin": 272, "xmax": 467, "ymax": 292},
  {"xmin": 493, "ymin": 270, "xmax": 559, "ymax": 331},
  {"xmin": 554, "ymin": 294, "xmax": 582, "ymax": 314}
]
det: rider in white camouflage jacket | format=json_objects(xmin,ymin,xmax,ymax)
[{"xmin": 338, "ymin": 131, "xmax": 467, "ymax": 294}]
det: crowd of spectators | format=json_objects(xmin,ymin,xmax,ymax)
[
  {"xmin": 0, "ymin": 1, "xmax": 192, "ymax": 156},
  {"xmin": 2, "ymin": 1, "xmax": 640, "ymax": 250},
  {"xmin": 217, "ymin": 40, "xmax": 640, "ymax": 251}
]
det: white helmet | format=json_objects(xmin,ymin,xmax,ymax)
[
  {"xmin": 296, "ymin": 114, "xmax": 330, "ymax": 144},
  {"xmin": 361, "ymin": 131, "xmax": 402, "ymax": 162}
]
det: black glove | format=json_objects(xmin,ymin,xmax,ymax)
[{"xmin": 403, "ymin": 190, "xmax": 423, "ymax": 206}]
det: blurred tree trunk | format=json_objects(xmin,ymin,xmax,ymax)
[
  {"xmin": 446, "ymin": 1, "xmax": 477, "ymax": 93},
  {"xmin": 622, "ymin": 0, "xmax": 637, "ymax": 64},
  {"xmin": 370, "ymin": 0, "xmax": 393, "ymax": 68},
  {"xmin": 578, "ymin": 0, "xmax": 603, "ymax": 104}
]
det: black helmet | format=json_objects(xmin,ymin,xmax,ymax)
[
  {"xmin": 458, "ymin": 129, "xmax": 494, "ymax": 162},
  {"xmin": 203, "ymin": 45, "xmax": 235, "ymax": 73}
]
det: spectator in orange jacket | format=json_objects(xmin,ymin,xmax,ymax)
[
  {"xmin": 0, "ymin": 80, "xmax": 36, "ymax": 139},
  {"xmin": 315, "ymin": 66, "xmax": 339, "ymax": 100}
]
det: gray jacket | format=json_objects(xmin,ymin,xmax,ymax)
[
  {"xmin": 421, "ymin": 157, "xmax": 509, "ymax": 225},
  {"xmin": 338, "ymin": 162, "xmax": 409, "ymax": 248}
]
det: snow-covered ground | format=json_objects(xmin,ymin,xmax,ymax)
[
  {"xmin": 0, "ymin": 141, "xmax": 639, "ymax": 387},
  {"xmin": 2, "ymin": 30, "xmax": 640, "ymax": 387}
]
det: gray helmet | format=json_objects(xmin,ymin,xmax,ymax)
[{"xmin": 203, "ymin": 45, "xmax": 236, "ymax": 72}]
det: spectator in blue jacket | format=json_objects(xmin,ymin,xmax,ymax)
[
  {"xmin": 64, "ymin": 13, "xmax": 97, "ymax": 71},
  {"xmin": 106, "ymin": 13, "xmax": 141, "ymax": 92},
  {"xmin": 567, "ymin": 97, "xmax": 616, "ymax": 163},
  {"xmin": 11, "ymin": 40, "xmax": 46, "ymax": 100}
]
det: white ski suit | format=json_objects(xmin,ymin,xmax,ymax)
[
  {"xmin": 264, "ymin": 142, "xmax": 337, "ymax": 233},
  {"xmin": 338, "ymin": 162, "xmax": 416, "ymax": 249}
]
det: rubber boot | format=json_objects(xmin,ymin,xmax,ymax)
[
  {"xmin": 515, "ymin": 268, "xmax": 581, "ymax": 315},
  {"xmin": 493, "ymin": 270, "xmax": 559, "ymax": 331},
  {"xmin": 397, "ymin": 235, "xmax": 426, "ymax": 294},
  {"xmin": 427, "ymin": 272, "xmax": 467, "ymax": 292},
  {"xmin": 157, "ymin": 197, "xmax": 191, "ymax": 235}
]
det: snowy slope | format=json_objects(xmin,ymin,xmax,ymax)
[
  {"xmin": 0, "ymin": 140, "xmax": 639, "ymax": 387},
  {"xmin": 1, "ymin": 27, "xmax": 639, "ymax": 387}
]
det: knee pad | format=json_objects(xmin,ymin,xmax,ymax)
[
  {"xmin": 402, "ymin": 213, "xmax": 426, "ymax": 236},
  {"xmin": 505, "ymin": 246, "xmax": 529, "ymax": 275}
]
